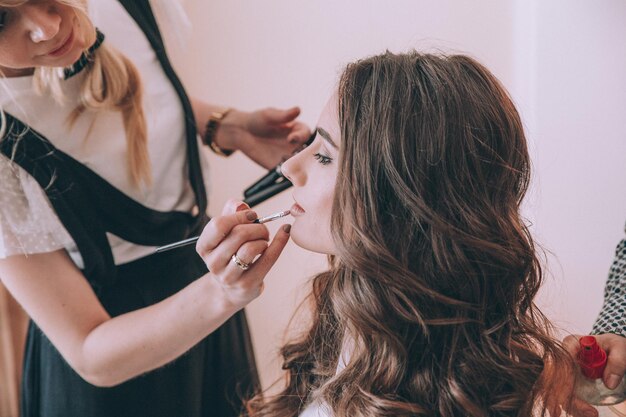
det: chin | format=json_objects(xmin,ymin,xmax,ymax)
[
  {"xmin": 50, "ymin": 48, "xmax": 84, "ymax": 69},
  {"xmin": 290, "ymin": 226, "xmax": 335, "ymax": 255},
  {"xmin": 65, "ymin": 50, "xmax": 85, "ymax": 67}
]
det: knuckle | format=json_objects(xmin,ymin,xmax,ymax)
[
  {"xmin": 229, "ymin": 226, "xmax": 247, "ymax": 243},
  {"xmin": 195, "ymin": 241, "xmax": 207, "ymax": 257},
  {"xmin": 238, "ymin": 242, "xmax": 264, "ymax": 263},
  {"xmin": 562, "ymin": 335, "xmax": 579, "ymax": 349},
  {"xmin": 204, "ymin": 260, "xmax": 218, "ymax": 273},
  {"xmin": 210, "ymin": 217, "xmax": 231, "ymax": 237},
  {"xmin": 195, "ymin": 237, "xmax": 214, "ymax": 259},
  {"xmin": 203, "ymin": 254, "xmax": 219, "ymax": 271},
  {"xmin": 250, "ymin": 224, "xmax": 269, "ymax": 241},
  {"xmin": 233, "ymin": 225, "xmax": 259, "ymax": 242},
  {"xmin": 237, "ymin": 244, "xmax": 255, "ymax": 262}
]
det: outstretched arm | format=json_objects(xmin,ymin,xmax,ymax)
[{"xmin": 0, "ymin": 207, "xmax": 290, "ymax": 387}]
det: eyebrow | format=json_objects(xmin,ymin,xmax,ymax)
[{"xmin": 317, "ymin": 127, "xmax": 338, "ymax": 149}]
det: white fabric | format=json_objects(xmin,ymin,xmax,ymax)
[
  {"xmin": 0, "ymin": 0, "xmax": 210, "ymax": 265},
  {"xmin": 598, "ymin": 404, "xmax": 626, "ymax": 416},
  {"xmin": 298, "ymin": 343, "xmax": 352, "ymax": 417},
  {"xmin": 148, "ymin": 0, "xmax": 192, "ymax": 51},
  {"xmin": 0, "ymin": 155, "xmax": 81, "ymax": 265},
  {"xmin": 299, "ymin": 400, "xmax": 333, "ymax": 417}
]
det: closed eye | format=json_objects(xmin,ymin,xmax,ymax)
[{"xmin": 313, "ymin": 152, "xmax": 332, "ymax": 165}]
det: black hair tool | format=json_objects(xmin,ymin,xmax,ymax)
[
  {"xmin": 244, "ymin": 179, "xmax": 292, "ymax": 207},
  {"xmin": 243, "ymin": 163, "xmax": 285, "ymax": 199},
  {"xmin": 242, "ymin": 130, "xmax": 316, "ymax": 206}
]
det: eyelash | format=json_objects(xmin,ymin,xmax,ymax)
[
  {"xmin": 313, "ymin": 152, "xmax": 332, "ymax": 165},
  {"xmin": 0, "ymin": 12, "xmax": 6, "ymax": 33}
]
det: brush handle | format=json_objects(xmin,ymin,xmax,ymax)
[
  {"xmin": 154, "ymin": 236, "xmax": 199, "ymax": 253},
  {"xmin": 154, "ymin": 209, "xmax": 291, "ymax": 253}
]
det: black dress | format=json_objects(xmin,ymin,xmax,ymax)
[{"xmin": 0, "ymin": 1, "xmax": 259, "ymax": 416}]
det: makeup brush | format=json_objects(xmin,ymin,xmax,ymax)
[{"xmin": 154, "ymin": 210, "xmax": 291, "ymax": 253}]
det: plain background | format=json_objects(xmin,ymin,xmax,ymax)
[{"xmin": 167, "ymin": 0, "xmax": 626, "ymax": 389}]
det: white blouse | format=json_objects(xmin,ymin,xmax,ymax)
[
  {"xmin": 298, "ymin": 342, "xmax": 353, "ymax": 417},
  {"xmin": 0, "ymin": 0, "xmax": 209, "ymax": 266},
  {"xmin": 0, "ymin": 156, "xmax": 77, "ymax": 259}
]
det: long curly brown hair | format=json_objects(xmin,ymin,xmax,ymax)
[{"xmin": 245, "ymin": 51, "xmax": 575, "ymax": 417}]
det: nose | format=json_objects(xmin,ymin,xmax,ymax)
[
  {"xmin": 281, "ymin": 150, "xmax": 307, "ymax": 187},
  {"xmin": 23, "ymin": 4, "xmax": 62, "ymax": 43}
]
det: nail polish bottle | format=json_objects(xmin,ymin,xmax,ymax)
[{"xmin": 576, "ymin": 335, "xmax": 626, "ymax": 414}]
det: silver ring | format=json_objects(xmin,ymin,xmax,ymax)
[{"xmin": 231, "ymin": 254, "xmax": 250, "ymax": 271}]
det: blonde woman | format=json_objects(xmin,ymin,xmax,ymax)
[{"xmin": 0, "ymin": 1, "xmax": 308, "ymax": 416}]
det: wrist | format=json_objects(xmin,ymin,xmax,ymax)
[
  {"xmin": 203, "ymin": 107, "xmax": 237, "ymax": 156},
  {"xmin": 215, "ymin": 109, "xmax": 249, "ymax": 152},
  {"xmin": 200, "ymin": 274, "xmax": 242, "ymax": 318}
]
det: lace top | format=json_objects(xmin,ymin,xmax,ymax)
[
  {"xmin": 592, "ymin": 222, "xmax": 626, "ymax": 337},
  {"xmin": 0, "ymin": 155, "xmax": 77, "ymax": 260}
]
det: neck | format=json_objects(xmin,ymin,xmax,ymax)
[{"xmin": 0, "ymin": 66, "xmax": 35, "ymax": 78}]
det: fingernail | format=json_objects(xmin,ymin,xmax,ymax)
[
  {"xmin": 282, "ymin": 224, "xmax": 291, "ymax": 234},
  {"xmin": 246, "ymin": 211, "xmax": 257, "ymax": 221},
  {"xmin": 606, "ymin": 373, "xmax": 622, "ymax": 389},
  {"xmin": 236, "ymin": 203, "xmax": 249, "ymax": 212}
]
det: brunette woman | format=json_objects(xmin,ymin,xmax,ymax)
[{"xmin": 210, "ymin": 51, "xmax": 577, "ymax": 417}]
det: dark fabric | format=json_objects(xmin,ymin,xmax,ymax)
[
  {"xmin": 0, "ymin": 1, "xmax": 260, "ymax": 415},
  {"xmin": 0, "ymin": 117, "xmax": 118, "ymax": 290},
  {"xmin": 20, "ymin": 245, "xmax": 259, "ymax": 417},
  {"xmin": 64, "ymin": 28, "xmax": 106, "ymax": 79},
  {"xmin": 118, "ymin": 0, "xmax": 208, "ymax": 220}
]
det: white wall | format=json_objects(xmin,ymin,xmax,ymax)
[
  {"xmin": 524, "ymin": 0, "xmax": 626, "ymax": 334},
  {"xmin": 169, "ymin": 0, "xmax": 626, "ymax": 388}
]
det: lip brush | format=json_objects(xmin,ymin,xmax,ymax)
[{"xmin": 154, "ymin": 210, "xmax": 291, "ymax": 253}]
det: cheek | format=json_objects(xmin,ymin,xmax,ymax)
[
  {"xmin": 0, "ymin": 43, "xmax": 28, "ymax": 67},
  {"xmin": 73, "ymin": 13, "xmax": 93, "ymax": 47}
]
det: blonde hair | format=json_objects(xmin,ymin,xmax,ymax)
[{"xmin": 1, "ymin": 0, "xmax": 151, "ymax": 187}]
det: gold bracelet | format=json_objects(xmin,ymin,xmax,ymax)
[{"xmin": 202, "ymin": 108, "xmax": 235, "ymax": 157}]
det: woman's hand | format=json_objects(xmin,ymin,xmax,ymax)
[
  {"xmin": 561, "ymin": 333, "xmax": 626, "ymax": 417},
  {"xmin": 195, "ymin": 201, "xmax": 291, "ymax": 310},
  {"xmin": 219, "ymin": 107, "xmax": 311, "ymax": 169}
]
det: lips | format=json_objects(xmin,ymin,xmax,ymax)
[
  {"xmin": 290, "ymin": 201, "xmax": 306, "ymax": 217},
  {"xmin": 47, "ymin": 29, "xmax": 74, "ymax": 57}
]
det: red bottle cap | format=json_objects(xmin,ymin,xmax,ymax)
[{"xmin": 577, "ymin": 335, "xmax": 607, "ymax": 379}]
